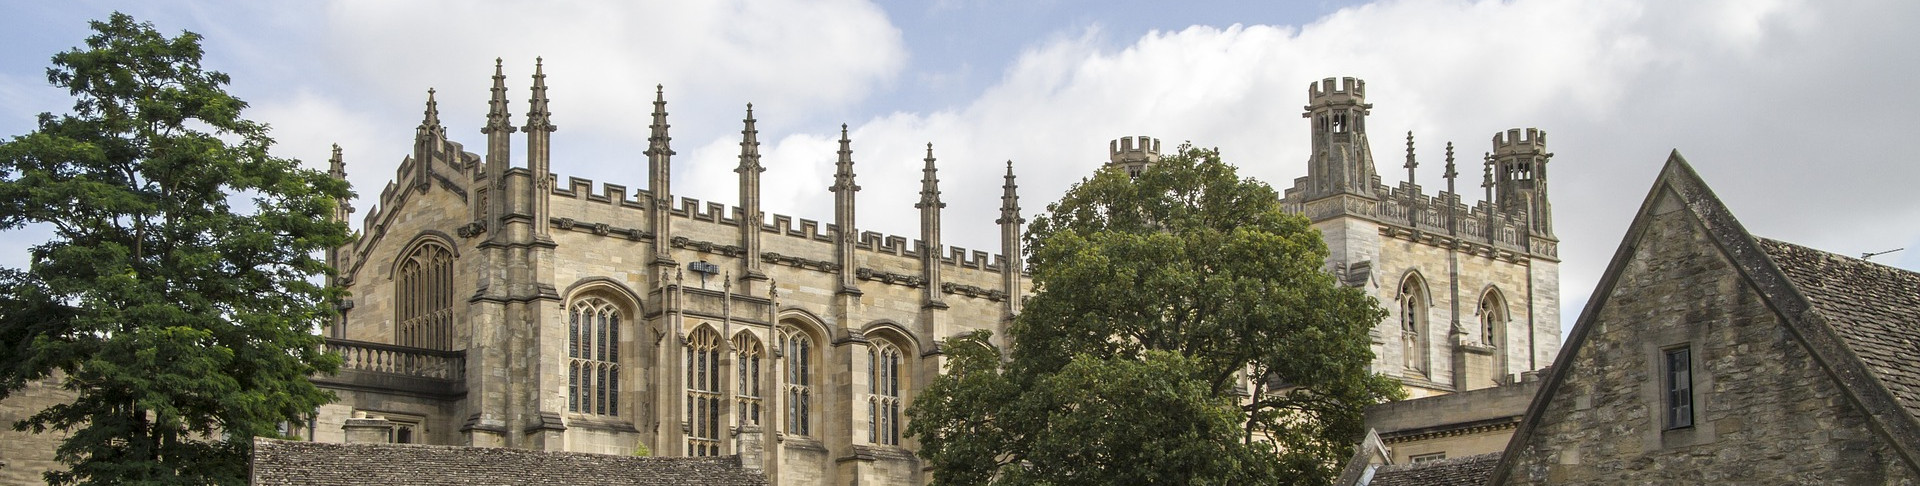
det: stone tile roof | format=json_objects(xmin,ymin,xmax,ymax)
[
  {"xmin": 251, "ymin": 438, "xmax": 767, "ymax": 485},
  {"xmin": 1367, "ymin": 452, "xmax": 1500, "ymax": 486},
  {"xmin": 1758, "ymin": 238, "xmax": 1920, "ymax": 420}
]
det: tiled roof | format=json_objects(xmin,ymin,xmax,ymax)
[
  {"xmin": 251, "ymin": 438, "xmax": 767, "ymax": 485},
  {"xmin": 1368, "ymin": 452, "xmax": 1500, "ymax": 486},
  {"xmin": 1759, "ymin": 238, "xmax": 1920, "ymax": 420}
]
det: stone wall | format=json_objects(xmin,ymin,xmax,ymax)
[
  {"xmin": 0, "ymin": 377, "xmax": 74, "ymax": 484},
  {"xmin": 1500, "ymin": 200, "xmax": 1915, "ymax": 484}
]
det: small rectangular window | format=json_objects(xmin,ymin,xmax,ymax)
[
  {"xmin": 1665, "ymin": 347, "xmax": 1693, "ymax": 429},
  {"xmin": 1410, "ymin": 452, "xmax": 1446, "ymax": 463}
]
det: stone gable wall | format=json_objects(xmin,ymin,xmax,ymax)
[{"xmin": 1502, "ymin": 203, "xmax": 1914, "ymax": 484}]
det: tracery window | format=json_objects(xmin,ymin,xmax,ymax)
[
  {"xmin": 568, "ymin": 298, "xmax": 621, "ymax": 416},
  {"xmin": 734, "ymin": 333, "xmax": 764, "ymax": 428},
  {"xmin": 780, "ymin": 324, "xmax": 813, "ymax": 436},
  {"xmin": 869, "ymin": 341, "xmax": 903, "ymax": 446},
  {"xmin": 395, "ymin": 243, "xmax": 454, "ymax": 350},
  {"xmin": 686, "ymin": 327, "xmax": 722, "ymax": 456},
  {"xmin": 1400, "ymin": 276, "xmax": 1428, "ymax": 375}
]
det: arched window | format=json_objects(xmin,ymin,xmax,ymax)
[
  {"xmin": 395, "ymin": 243, "xmax": 454, "ymax": 350},
  {"xmin": 779, "ymin": 323, "xmax": 813, "ymax": 436},
  {"xmin": 686, "ymin": 327, "xmax": 722, "ymax": 456},
  {"xmin": 869, "ymin": 341, "xmax": 903, "ymax": 446},
  {"xmin": 733, "ymin": 333, "xmax": 764, "ymax": 428},
  {"xmin": 1400, "ymin": 276, "xmax": 1428, "ymax": 376},
  {"xmin": 568, "ymin": 297, "xmax": 621, "ymax": 416},
  {"xmin": 1479, "ymin": 290, "xmax": 1507, "ymax": 348}
]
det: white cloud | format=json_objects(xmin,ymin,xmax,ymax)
[
  {"xmin": 318, "ymin": 0, "xmax": 905, "ymax": 144},
  {"xmin": 699, "ymin": 0, "xmax": 1920, "ymax": 335}
]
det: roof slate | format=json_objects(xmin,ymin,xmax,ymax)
[
  {"xmin": 1758, "ymin": 238, "xmax": 1920, "ymax": 420},
  {"xmin": 1368, "ymin": 452, "xmax": 1500, "ymax": 486},
  {"xmin": 251, "ymin": 438, "xmax": 768, "ymax": 486}
]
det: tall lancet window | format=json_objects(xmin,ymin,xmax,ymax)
[
  {"xmin": 686, "ymin": 327, "xmax": 723, "ymax": 456},
  {"xmin": 733, "ymin": 333, "xmax": 764, "ymax": 428},
  {"xmin": 568, "ymin": 298, "xmax": 621, "ymax": 416},
  {"xmin": 1400, "ymin": 276, "xmax": 1429, "ymax": 376},
  {"xmin": 780, "ymin": 324, "xmax": 814, "ymax": 436},
  {"xmin": 396, "ymin": 243, "xmax": 454, "ymax": 350},
  {"xmin": 869, "ymin": 341, "xmax": 903, "ymax": 446},
  {"xmin": 1479, "ymin": 290, "xmax": 1507, "ymax": 348}
]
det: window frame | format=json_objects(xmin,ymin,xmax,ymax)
[{"xmin": 1663, "ymin": 346, "xmax": 1694, "ymax": 430}]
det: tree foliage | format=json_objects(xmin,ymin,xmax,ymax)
[
  {"xmin": 908, "ymin": 146, "xmax": 1401, "ymax": 485},
  {"xmin": 0, "ymin": 13, "xmax": 348, "ymax": 485}
]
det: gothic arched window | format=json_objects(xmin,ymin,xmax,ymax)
[
  {"xmin": 733, "ymin": 333, "xmax": 764, "ymax": 428},
  {"xmin": 780, "ymin": 323, "xmax": 814, "ymax": 436},
  {"xmin": 1480, "ymin": 290, "xmax": 1508, "ymax": 348},
  {"xmin": 568, "ymin": 297, "xmax": 621, "ymax": 416},
  {"xmin": 686, "ymin": 327, "xmax": 722, "ymax": 456},
  {"xmin": 396, "ymin": 243, "xmax": 454, "ymax": 350},
  {"xmin": 1400, "ymin": 275, "xmax": 1429, "ymax": 376},
  {"xmin": 869, "ymin": 341, "xmax": 904, "ymax": 446}
]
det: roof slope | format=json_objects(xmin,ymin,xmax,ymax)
[
  {"xmin": 1759, "ymin": 238, "xmax": 1920, "ymax": 419},
  {"xmin": 1367, "ymin": 453, "xmax": 1501, "ymax": 486},
  {"xmin": 251, "ymin": 438, "xmax": 768, "ymax": 486}
]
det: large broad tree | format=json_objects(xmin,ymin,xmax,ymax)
[
  {"xmin": 0, "ymin": 13, "xmax": 347, "ymax": 485},
  {"xmin": 909, "ymin": 145, "xmax": 1401, "ymax": 485}
]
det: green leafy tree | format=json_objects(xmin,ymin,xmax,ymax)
[
  {"xmin": 0, "ymin": 13, "xmax": 348, "ymax": 485},
  {"xmin": 908, "ymin": 146, "xmax": 1401, "ymax": 485}
]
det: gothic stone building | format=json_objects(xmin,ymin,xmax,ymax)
[{"xmin": 0, "ymin": 66, "xmax": 1558, "ymax": 484}]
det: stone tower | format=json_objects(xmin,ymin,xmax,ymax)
[
  {"xmin": 1273, "ymin": 76, "xmax": 1560, "ymax": 398},
  {"xmin": 1491, "ymin": 128, "xmax": 1554, "ymax": 237},
  {"xmin": 1107, "ymin": 135, "xmax": 1160, "ymax": 177},
  {"xmin": 1302, "ymin": 77, "xmax": 1378, "ymax": 200}
]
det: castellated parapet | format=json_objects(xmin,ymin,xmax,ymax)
[
  {"xmin": 1492, "ymin": 128, "xmax": 1546, "ymax": 155},
  {"xmin": 1108, "ymin": 135, "xmax": 1160, "ymax": 175},
  {"xmin": 1307, "ymin": 76, "xmax": 1367, "ymax": 108}
]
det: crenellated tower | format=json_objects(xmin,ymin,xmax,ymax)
[
  {"xmin": 1301, "ymin": 77, "xmax": 1378, "ymax": 200},
  {"xmin": 1491, "ymin": 128, "xmax": 1553, "ymax": 237},
  {"xmin": 1107, "ymin": 136, "xmax": 1160, "ymax": 177}
]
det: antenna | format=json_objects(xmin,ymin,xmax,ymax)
[{"xmin": 1862, "ymin": 248, "xmax": 1904, "ymax": 260}]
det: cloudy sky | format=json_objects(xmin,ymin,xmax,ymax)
[{"xmin": 3, "ymin": 0, "xmax": 1917, "ymax": 334}]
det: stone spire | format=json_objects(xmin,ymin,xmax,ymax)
[
  {"xmin": 326, "ymin": 143, "xmax": 351, "ymax": 337},
  {"xmin": 523, "ymin": 58, "xmax": 556, "ymax": 241},
  {"xmin": 1404, "ymin": 131, "xmax": 1418, "ymax": 186},
  {"xmin": 483, "ymin": 59, "xmax": 515, "ymax": 136},
  {"xmin": 1482, "ymin": 152, "xmax": 1496, "ymax": 217},
  {"xmin": 737, "ymin": 103, "xmax": 765, "ymax": 281},
  {"xmin": 917, "ymin": 143, "xmax": 946, "ymax": 309},
  {"xmin": 330, "ymin": 144, "xmax": 351, "ymax": 219},
  {"xmin": 411, "ymin": 89, "xmax": 444, "ymax": 192},
  {"xmin": 418, "ymin": 88, "xmax": 443, "ymax": 134},
  {"xmin": 1443, "ymin": 142, "xmax": 1458, "ymax": 195},
  {"xmin": 647, "ymin": 85, "xmax": 675, "ymax": 266},
  {"xmin": 478, "ymin": 59, "xmax": 513, "ymax": 228},
  {"xmin": 998, "ymin": 160, "xmax": 1023, "ymax": 318},
  {"xmin": 830, "ymin": 124, "xmax": 860, "ymax": 294}
]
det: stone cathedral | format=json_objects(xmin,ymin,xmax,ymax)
[{"xmin": 0, "ymin": 62, "xmax": 1559, "ymax": 482}]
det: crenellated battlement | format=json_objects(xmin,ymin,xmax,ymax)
[
  {"xmin": 1109, "ymin": 136, "xmax": 1161, "ymax": 165},
  {"xmin": 1493, "ymin": 128, "xmax": 1547, "ymax": 155},
  {"xmin": 1308, "ymin": 76, "xmax": 1366, "ymax": 103},
  {"xmin": 540, "ymin": 173, "xmax": 1011, "ymax": 272}
]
